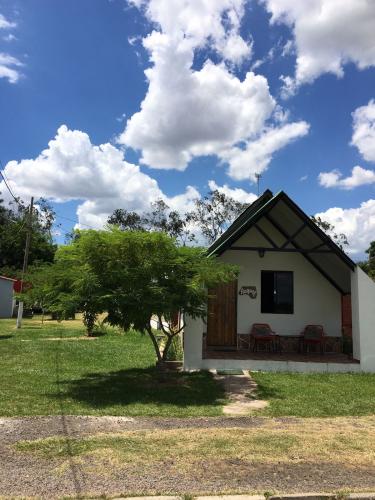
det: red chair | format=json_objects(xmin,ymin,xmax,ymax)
[
  {"xmin": 300, "ymin": 325, "xmax": 326, "ymax": 354},
  {"xmin": 250, "ymin": 323, "xmax": 279, "ymax": 352}
]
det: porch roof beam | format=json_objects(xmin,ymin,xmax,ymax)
[
  {"xmin": 308, "ymin": 242, "xmax": 327, "ymax": 252},
  {"xmin": 280, "ymin": 223, "xmax": 306, "ymax": 249},
  {"xmin": 230, "ymin": 247, "xmax": 334, "ymax": 253},
  {"xmin": 254, "ymin": 223, "xmax": 279, "ymax": 248},
  {"xmin": 264, "ymin": 213, "xmax": 346, "ymax": 295}
]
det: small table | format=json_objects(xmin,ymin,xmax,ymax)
[
  {"xmin": 237, "ymin": 332, "xmax": 281, "ymax": 352},
  {"xmin": 277, "ymin": 334, "xmax": 303, "ymax": 353}
]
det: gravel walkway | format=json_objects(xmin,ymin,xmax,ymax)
[{"xmin": 1, "ymin": 416, "xmax": 375, "ymax": 499}]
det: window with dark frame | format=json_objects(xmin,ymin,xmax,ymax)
[{"xmin": 261, "ymin": 271, "xmax": 294, "ymax": 314}]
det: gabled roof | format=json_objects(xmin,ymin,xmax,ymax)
[
  {"xmin": 208, "ymin": 190, "xmax": 355, "ymax": 294},
  {"xmin": 208, "ymin": 189, "xmax": 275, "ymax": 256}
]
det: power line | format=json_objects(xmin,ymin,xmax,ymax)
[
  {"xmin": 0, "ymin": 164, "xmax": 98, "ymax": 231},
  {"xmin": 16, "ymin": 196, "xmax": 34, "ymax": 329},
  {"xmin": 0, "ymin": 168, "xmax": 22, "ymax": 206},
  {"xmin": 0, "ymin": 158, "xmax": 23, "ymax": 204},
  {"xmin": 53, "ymin": 212, "xmax": 97, "ymax": 230}
]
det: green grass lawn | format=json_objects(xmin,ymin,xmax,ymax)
[
  {"xmin": 252, "ymin": 371, "xmax": 375, "ymax": 417},
  {"xmin": 3, "ymin": 316, "xmax": 375, "ymax": 418},
  {"xmin": 0, "ymin": 316, "xmax": 225, "ymax": 417}
]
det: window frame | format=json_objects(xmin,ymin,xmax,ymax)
[{"xmin": 261, "ymin": 270, "xmax": 294, "ymax": 315}]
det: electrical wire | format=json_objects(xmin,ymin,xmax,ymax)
[
  {"xmin": 53, "ymin": 212, "xmax": 97, "ymax": 230},
  {"xmin": 0, "ymin": 162, "xmax": 98, "ymax": 232},
  {"xmin": 0, "ymin": 159, "xmax": 23, "ymax": 207}
]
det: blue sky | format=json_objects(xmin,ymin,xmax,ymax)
[{"xmin": 0, "ymin": 0, "xmax": 374, "ymax": 256}]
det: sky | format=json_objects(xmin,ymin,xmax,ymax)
[{"xmin": 0, "ymin": 0, "xmax": 374, "ymax": 258}]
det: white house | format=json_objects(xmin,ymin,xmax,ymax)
[
  {"xmin": 184, "ymin": 190, "xmax": 375, "ymax": 373},
  {"xmin": 0, "ymin": 275, "xmax": 16, "ymax": 318}
]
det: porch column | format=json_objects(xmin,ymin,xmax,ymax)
[
  {"xmin": 351, "ymin": 267, "xmax": 375, "ymax": 372},
  {"xmin": 183, "ymin": 314, "xmax": 204, "ymax": 371}
]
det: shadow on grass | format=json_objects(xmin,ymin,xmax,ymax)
[
  {"xmin": 252, "ymin": 379, "xmax": 282, "ymax": 401},
  {"xmin": 0, "ymin": 335, "xmax": 13, "ymax": 340},
  {"xmin": 89, "ymin": 331, "xmax": 107, "ymax": 337},
  {"xmin": 59, "ymin": 367, "xmax": 225, "ymax": 410}
]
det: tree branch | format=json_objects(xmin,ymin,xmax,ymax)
[
  {"xmin": 158, "ymin": 314, "xmax": 171, "ymax": 337},
  {"xmin": 146, "ymin": 325, "xmax": 162, "ymax": 362}
]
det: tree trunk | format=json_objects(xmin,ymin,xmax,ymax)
[
  {"xmin": 83, "ymin": 310, "xmax": 96, "ymax": 337},
  {"xmin": 146, "ymin": 326, "xmax": 162, "ymax": 362},
  {"xmin": 162, "ymin": 334, "xmax": 174, "ymax": 361}
]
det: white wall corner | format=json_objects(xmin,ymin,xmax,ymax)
[
  {"xmin": 351, "ymin": 268, "xmax": 361, "ymax": 361},
  {"xmin": 352, "ymin": 266, "xmax": 375, "ymax": 372}
]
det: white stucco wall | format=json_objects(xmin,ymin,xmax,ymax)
[
  {"xmin": 220, "ymin": 225, "xmax": 342, "ymax": 337},
  {"xmin": 183, "ymin": 314, "xmax": 205, "ymax": 371},
  {"xmin": 0, "ymin": 278, "xmax": 14, "ymax": 318},
  {"xmin": 351, "ymin": 267, "xmax": 375, "ymax": 371}
]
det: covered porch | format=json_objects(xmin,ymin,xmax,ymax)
[
  {"xmin": 202, "ymin": 190, "xmax": 359, "ymax": 372},
  {"xmin": 204, "ymin": 349, "xmax": 356, "ymax": 364},
  {"xmin": 203, "ymin": 324, "xmax": 357, "ymax": 368}
]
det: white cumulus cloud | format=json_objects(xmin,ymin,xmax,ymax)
[
  {"xmin": 318, "ymin": 166, "xmax": 375, "ymax": 190},
  {"xmin": 351, "ymin": 99, "xmax": 375, "ymax": 163},
  {"xmin": 316, "ymin": 199, "xmax": 375, "ymax": 255},
  {"xmin": 0, "ymin": 13, "xmax": 21, "ymax": 83},
  {"xmin": 262, "ymin": 0, "xmax": 375, "ymax": 93},
  {"xmin": 318, "ymin": 101, "xmax": 375, "ymax": 190},
  {"xmin": 222, "ymin": 121, "xmax": 309, "ymax": 181},
  {"xmin": 208, "ymin": 180, "xmax": 257, "ymax": 204},
  {"xmin": 1, "ymin": 125, "xmax": 200, "ymax": 229},
  {"xmin": 119, "ymin": 0, "xmax": 309, "ymax": 180},
  {"xmin": 129, "ymin": 0, "xmax": 252, "ymax": 64},
  {"xmin": 0, "ymin": 13, "xmax": 16, "ymax": 30},
  {"xmin": 0, "ymin": 52, "xmax": 23, "ymax": 83}
]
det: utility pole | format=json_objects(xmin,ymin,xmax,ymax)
[
  {"xmin": 255, "ymin": 173, "xmax": 262, "ymax": 196},
  {"xmin": 16, "ymin": 196, "xmax": 34, "ymax": 329}
]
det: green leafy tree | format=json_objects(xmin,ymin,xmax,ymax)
[
  {"xmin": 22, "ymin": 246, "xmax": 104, "ymax": 335},
  {"xmin": 0, "ymin": 195, "xmax": 57, "ymax": 274},
  {"xmin": 107, "ymin": 209, "xmax": 145, "ymax": 231},
  {"xmin": 358, "ymin": 241, "xmax": 375, "ymax": 281},
  {"xmin": 108, "ymin": 199, "xmax": 194, "ymax": 244},
  {"xmin": 311, "ymin": 216, "xmax": 349, "ymax": 250},
  {"xmin": 24, "ymin": 229, "xmax": 238, "ymax": 358},
  {"xmin": 21, "ymin": 260, "xmax": 80, "ymax": 322},
  {"xmin": 187, "ymin": 190, "xmax": 248, "ymax": 244},
  {"xmin": 77, "ymin": 229, "xmax": 238, "ymax": 360}
]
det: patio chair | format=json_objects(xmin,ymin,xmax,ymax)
[
  {"xmin": 250, "ymin": 323, "xmax": 279, "ymax": 352},
  {"xmin": 300, "ymin": 324, "xmax": 326, "ymax": 354}
]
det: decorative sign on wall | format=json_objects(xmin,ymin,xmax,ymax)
[{"xmin": 239, "ymin": 286, "xmax": 257, "ymax": 299}]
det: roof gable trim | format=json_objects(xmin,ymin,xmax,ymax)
[{"xmin": 208, "ymin": 190, "xmax": 355, "ymax": 271}]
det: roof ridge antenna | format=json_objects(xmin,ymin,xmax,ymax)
[{"xmin": 255, "ymin": 173, "xmax": 262, "ymax": 196}]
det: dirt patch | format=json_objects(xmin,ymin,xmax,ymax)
[
  {"xmin": 3, "ymin": 416, "xmax": 375, "ymax": 499},
  {"xmin": 44, "ymin": 336, "xmax": 98, "ymax": 341},
  {"xmin": 0, "ymin": 415, "xmax": 270, "ymax": 445}
]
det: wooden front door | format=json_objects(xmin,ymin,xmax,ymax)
[{"xmin": 207, "ymin": 280, "xmax": 237, "ymax": 348}]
